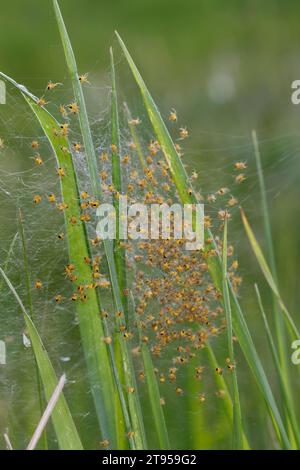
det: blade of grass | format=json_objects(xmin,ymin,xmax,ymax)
[
  {"xmin": 222, "ymin": 219, "xmax": 243, "ymax": 449},
  {"xmin": 0, "ymin": 71, "xmax": 119, "ymax": 447},
  {"xmin": 110, "ymin": 48, "xmax": 129, "ymax": 321},
  {"xmin": 115, "ymin": 33, "xmax": 290, "ymax": 448},
  {"xmin": 106, "ymin": 339, "xmax": 137, "ymax": 449},
  {"xmin": 204, "ymin": 343, "xmax": 250, "ymax": 449},
  {"xmin": 140, "ymin": 344, "xmax": 170, "ymax": 449},
  {"xmin": 130, "ymin": 292, "xmax": 170, "ymax": 449},
  {"xmin": 52, "ymin": 1, "xmax": 147, "ymax": 448},
  {"xmin": 207, "ymin": 243, "xmax": 291, "ymax": 449},
  {"xmin": 110, "ymin": 47, "xmax": 129, "ymax": 449},
  {"xmin": 241, "ymin": 209, "xmax": 299, "ymax": 340},
  {"xmin": 4, "ymin": 433, "xmax": 13, "ymax": 450},
  {"xmin": 0, "ymin": 267, "xmax": 83, "ymax": 450},
  {"xmin": 18, "ymin": 210, "xmax": 48, "ymax": 450},
  {"xmin": 252, "ymin": 130, "xmax": 296, "ymax": 443},
  {"xmin": 252, "ymin": 132, "xmax": 280, "ymax": 295},
  {"xmin": 111, "ymin": 47, "xmax": 122, "ymax": 194},
  {"xmin": 255, "ymin": 284, "xmax": 300, "ymax": 448},
  {"xmin": 27, "ymin": 374, "xmax": 66, "ymax": 450}
]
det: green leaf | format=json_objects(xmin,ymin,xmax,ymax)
[
  {"xmin": 0, "ymin": 267, "xmax": 83, "ymax": 450},
  {"xmin": 115, "ymin": 33, "xmax": 291, "ymax": 449}
]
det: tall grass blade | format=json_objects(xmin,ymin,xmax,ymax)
[
  {"xmin": 110, "ymin": 47, "xmax": 128, "ymax": 320},
  {"xmin": 4, "ymin": 433, "xmax": 13, "ymax": 450},
  {"xmin": 222, "ymin": 219, "xmax": 243, "ymax": 449},
  {"xmin": 205, "ymin": 344, "xmax": 250, "ymax": 449},
  {"xmin": 252, "ymin": 132, "xmax": 278, "ymax": 284},
  {"xmin": 27, "ymin": 374, "xmax": 66, "ymax": 450},
  {"xmin": 0, "ymin": 71, "xmax": 119, "ymax": 447},
  {"xmin": 255, "ymin": 284, "xmax": 300, "ymax": 448},
  {"xmin": 241, "ymin": 209, "xmax": 299, "ymax": 340},
  {"xmin": 53, "ymin": 1, "xmax": 147, "ymax": 448},
  {"xmin": 52, "ymin": 0, "xmax": 98, "ymax": 189},
  {"xmin": 115, "ymin": 33, "xmax": 291, "ymax": 448},
  {"xmin": 130, "ymin": 293, "xmax": 170, "ymax": 449},
  {"xmin": 141, "ymin": 344, "xmax": 170, "ymax": 449},
  {"xmin": 0, "ymin": 267, "xmax": 83, "ymax": 450},
  {"xmin": 110, "ymin": 47, "xmax": 122, "ymax": 193},
  {"xmin": 252, "ymin": 130, "xmax": 294, "ymax": 440},
  {"xmin": 110, "ymin": 47, "xmax": 129, "ymax": 449},
  {"xmin": 19, "ymin": 210, "xmax": 47, "ymax": 450}
]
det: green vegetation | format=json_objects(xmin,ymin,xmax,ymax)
[{"xmin": 0, "ymin": 0, "xmax": 299, "ymax": 450}]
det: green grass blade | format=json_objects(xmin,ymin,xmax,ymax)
[
  {"xmin": 255, "ymin": 284, "xmax": 300, "ymax": 448},
  {"xmin": 52, "ymin": 0, "xmax": 99, "ymax": 191},
  {"xmin": 252, "ymin": 130, "xmax": 294, "ymax": 441},
  {"xmin": 52, "ymin": 2, "xmax": 147, "ymax": 448},
  {"xmin": 252, "ymin": 131, "xmax": 278, "ymax": 284},
  {"xmin": 103, "ymin": 247, "xmax": 147, "ymax": 449},
  {"xmin": 110, "ymin": 47, "xmax": 122, "ymax": 194},
  {"xmin": 130, "ymin": 292, "xmax": 170, "ymax": 449},
  {"xmin": 222, "ymin": 219, "xmax": 243, "ymax": 449},
  {"xmin": 110, "ymin": 47, "xmax": 128, "ymax": 320},
  {"xmin": 27, "ymin": 374, "xmax": 66, "ymax": 450},
  {"xmin": 241, "ymin": 209, "xmax": 299, "ymax": 340},
  {"xmin": 18, "ymin": 210, "xmax": 48, "ymax": 450},
  {"xmin": 229, "ymin": 286, "xmax": 290, "ymax": 448},
  {"xmin": 110, "ymin": 47, "xmax": 129, "ymax": 449},
  {"xmin": 205, "ymin": 344, "xmax": 250, "ymax": 450},
  {"xmin": 0, "ymin": 267, "xmax": 83, "ymax": 450},
  {"xmin": 0, "ymin": 71, "xmax": 119, "ymax": 447},
  {"xmin": 141, "ymin": 344, "xmax": 170, "ymax": 449},
  {"xmin": 115, "ymin": 34, "xmax": 290, "ymax": 448}
]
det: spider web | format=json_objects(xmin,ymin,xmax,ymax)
[{"xmin": 0, "ymin": 68, "xmax": 299, "ymax": 450}]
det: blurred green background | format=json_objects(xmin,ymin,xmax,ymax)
[{"xmin": 0, "ymin": 0, "xmax": 300, "ymax": 450}]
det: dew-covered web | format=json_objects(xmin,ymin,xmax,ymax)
[{"xmin": 0, "ymin": 67, "xmax": 299, "ymax": 449}]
